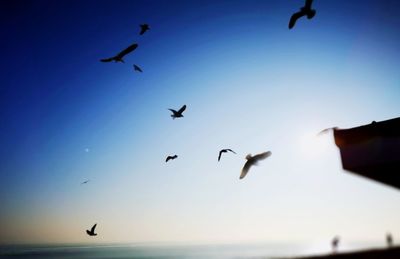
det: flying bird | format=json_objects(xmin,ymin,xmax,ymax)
[
  {"xmin": 240, "ymin": 151, "xmax": 272, "ymax": 179},
  {"xmin": 86, "ymin": 224, "xmax": 97, "ymax": 236},
  {"xmin": 166, "ymin": 155, "xmax": 178, "ymax": 162},
  {"xmin": 218, "ymin": 149, "xmax": 236, "ymax": 162},
  {"xmin": 100, "ymin": 43, "xmax": 138, "ymax": 63},
  {"xmin": 288, "ymin": 0, "xmax": 316, "ymax": 29},
  {"xmin": 81, "ymin": 180, "xmax": 90, "ymax": 185},
  {"xmin": 139, "ymin": 24, "xmax": 150, "ymax": 35},
  {"xmin": 168, "ymin": 105, "xmax": 186, "ymax": 119},
  {"xmin": 133, "ymin": 64, "xmax": 143, "ymax": 72}
]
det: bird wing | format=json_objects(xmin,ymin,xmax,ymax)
[
  {"xmin": 177, "ymin": 105, "xmax": 186, "ymax": 114},
  {"xmin": 115, "ymin": 43, "xmax": 138, "ymax": 59},
  {"xmin": 100, "ymin": 57, "xmax": 114, "ymax": 62},
  {"xmin": 134, "ymin": 65, "xmax": 143, "ymax": 72},
  {"xmin": 253, "ymin": 151, "xmax": 272, "ymax": 162},
  {"xmin": 218, "ymin": 150, "xmax": 223, "ymax": 161},
  {"xmin": 86, "ymin": 230, "xmax": 91, "ymax": 235},
  {"xmin": 305, "ymin": 0, "xmax": 313, "ymax": 9},
  {"xmin": 227, "ymin": 149, "xmax": 236, "ymax": 154},
  {"xmin": 168, "ymin": 109, "xmax": 177, "ymax": 114},
  {"xmin": 240, "ymin": 160, "xmax": 252, "ymax": 179},
  {"xmin": 91, "ymin": 224, "xmax": 97, "ymax": 232},
  {"xmin": 289, "ymin": 11, "xmax": 305, "ymax": 29},
  {"xmin": 166, "ymin": 156, "xmax": 171, "ymax": 162}
]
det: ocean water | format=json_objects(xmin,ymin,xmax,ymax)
[
  {"xmin": 0, "ymin": 243, "xmax": 318, "ymax": 259},
  {"xmin": 0, "ymin": 242, "xmax": 380, "ymax": 259}
]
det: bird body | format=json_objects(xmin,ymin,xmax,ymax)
[
  {"xmin": 86, "ymin": 224, "xmax": 97, "ymax": 236},
  {"xmin": 289, "ymin": 0, "xmax": 316, "ymax": 29},
  {"xmin": 81, "ymin": 180, "xmax": 90, "ymax": 185},
  {"xmin": 166, "ymin": 155, "xmax": 178, "ymax": 162},
  {"xmin": 100, "ymin": 43, "xmax": 138, "ymax": 63},
  {"xmin": 240, "ymin": 151, "xmax": 272, "ymax": 179},
  {"xmin": 139, "ymin": 24, "xmax": 150, "ymax": 35},
  {"xmin": 218, "ymin": 149, "xmax": 236, "ymax": 161},
  {"xmin": 168, "ymin": 105, "xmax": 186, "ymax": 119}
]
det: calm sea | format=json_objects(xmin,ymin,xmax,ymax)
[
  {"xmin": 0, "ymin": 242, "xmax": 378, "ymax": 259},
  {"xmin": 0, "ymin": 243, "xmax": 307, "ymax": 259}
]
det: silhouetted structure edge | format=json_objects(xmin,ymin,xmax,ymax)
[{"xmin": 333, "ymin": 117, "xmax": 400, "ymax": 190}]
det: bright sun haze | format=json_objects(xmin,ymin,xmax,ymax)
[{"xmin": 0, "ymin": 0, "xmax": 400, "ymax": 248}]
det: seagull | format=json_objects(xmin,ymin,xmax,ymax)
[
  {"xmin": 139, "ymin": 24, "xmax": 150, "ymax": 35},
  {"xmin": 166, "ymin": 155, "xmax": 178, "ymax": 162},
  {"xmin": 86, "ymin": 224, "xmax": 97, "ymax": 236},
  {"xmin": 100, "ymin": 43, "xmax": 138, "ymax": 63},
  {"xmin": 218, "ymin": 149, "xmax": 236, "ymax": 161},
  {"xmin": 168, "ymin": 105, "xmax": 186, "ymax": 119},
  {"xmin": 289, "ymin": 0, "xmax": 316, "ymax": 29},
  {"xmin": 81, "ymin": 180, "xmax": 90, "ymax": 185},
  {"xmin": 240, "ymin": 151, "xmax": 272, "ymax": 179},
  {"xmin": 133, "ymin": 64, "xmax": 143, "ymax": 72}
]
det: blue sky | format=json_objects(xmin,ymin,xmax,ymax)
[{"xmin": 1, "ymin": 0, "xmax": 400, "ymax": 246}]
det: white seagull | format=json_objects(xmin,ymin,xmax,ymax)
[{"xmin": 240, "ymin": 151, "xmax": 272, "ymax": 179}]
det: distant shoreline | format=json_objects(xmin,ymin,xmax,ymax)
[{"xmin": 282, "ymin": 246, "xmax": 400, "ymax": 259}]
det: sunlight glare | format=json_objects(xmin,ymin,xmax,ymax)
[{"xmin": 299, "ymin": 131, "xmax": 330, "ymax": 159}]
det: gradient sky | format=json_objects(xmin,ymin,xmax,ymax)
[{"xmin": 1, "ymin": 0, "xmax": 400, "ymax": 246}]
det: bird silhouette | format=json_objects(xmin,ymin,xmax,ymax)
[
  {"xmin": 100, "ymin": 43, "xmax": 138, "ymax": 63},
  {"xmin": 139, "ymin": 24, "xmax": 150, "ymax": 35},
  {"xmin": 133, "ymin": 64, "xmax": 143, "ymax": 72},
  {"xmin": 240, "ymin": 151, "xmax": 272, "ymax": 179},
  {"xmin": 81, "ymin": 180, "xmax": 90, "ymax": 185},
  {"xmin": 289, "ymin": 0, "xmax": 316, "ymax": 29},
  {"xmin": 168, "ymin": 105, "xmax": 186, "ymax": 119},
  {"xmin": 166, "ymin": 155, "xmax": 178, "ymax": 162},
  {"xmin": 218, "ymin": 149, "xmax": 236, "ymax": 161},
  {"xmin": 86, "ymin": 224, "xmax": 97, "ymax": 236}
]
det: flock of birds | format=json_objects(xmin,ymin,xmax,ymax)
[{"xmin": 84, "ymin": 0, "xmax": 317, "ymax": 238}]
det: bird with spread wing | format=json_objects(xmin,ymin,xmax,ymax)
[
  {"xmin": 100, "ymin": 43, "xmax": 138, "ymax": 63},
  {"xmin": 86, "ymin": 224, "xmax": 98, "ymax": 236},
  {"xmin": 289, "ymin": 0, "xmax": 316, "ymax": 29},
  {"xmin": 168, "ymin": 105, "xmax": 186, "ymax": 119},
  {"xmin": 218, "ymin": 149, "xmax": 236, "ymax": 162},
  {"xmin": 166, "ymin": 155, "xmax": 178, "ymax": 162},
  {"xmin": 240, "ymin": 151, "xmax": 272, "ymax": 179}
]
